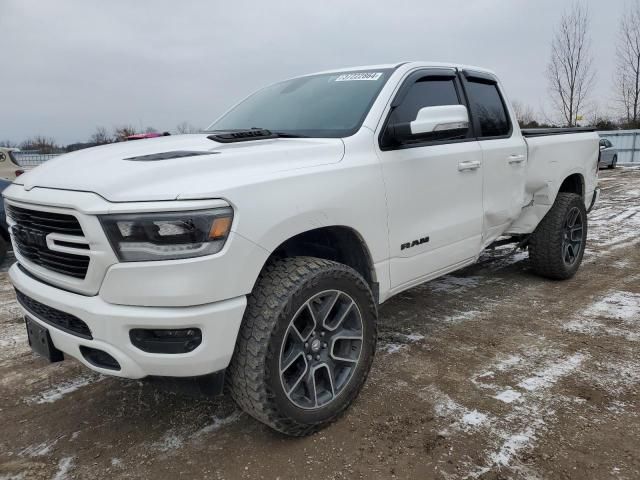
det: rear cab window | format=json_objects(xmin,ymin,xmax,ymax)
[{"xmin": 464, "ymin": 76, "xmax": 512, "ymax": 138}]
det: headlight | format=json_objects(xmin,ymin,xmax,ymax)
[{"xmin": 100, "ymin": 208, "xmax": 233, "ymax": 262}]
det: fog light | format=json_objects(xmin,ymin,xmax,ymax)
[{"xmin": 129, "ymin": 328, "xmax": 202, "ymax": 354}]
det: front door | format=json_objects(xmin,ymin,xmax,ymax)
[{"xmin": 376, "ymin": 69, "xmax": 484, "ymax": 292}]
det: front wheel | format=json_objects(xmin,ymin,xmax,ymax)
[
  {"xmin": 529, "ymin": 192, "xmax": 587, "ymax": 280},
  {"xmin": 228, "ymin": 256, "xmax": 377, "ymax": 436}
]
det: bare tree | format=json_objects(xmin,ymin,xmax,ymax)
[
  {"xmin": 175, "ymin": 121, "xmax": 200, "ymax": 134},
  {"xmin": 616, "ymin": 1, "xmax": 640, "ymax": 126},
  {"xmin": 144, "ymin": 126, "xmax": 158, "ymax": 134},
  {"xmin": 0, "ymin": 140, "xmax": 17, "ymax": 148},
  {"xmin": 511, "ymin": 100, "xmax": 538, "ymax": 127},
  {"xmin": 113, "ymin": 125, "xmax": 137, "ymax": 141},
  {"xmin": 90, "ymin": 126, "xmax": 113, "ymax": 145},
  {"xmin": 21, "ymin": 136, "xmax": 58, "ymax": 153},
  {"xmin": 546, "ymin": 3, "xmax": 595, "ymax": 126}
]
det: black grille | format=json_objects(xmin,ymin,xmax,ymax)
[
  {"xmin": 16, "ymin": 289, "xmax": 92, "ymax": 339},
  {"xmin": 7, "ymin": 205, "xmax": 89, "ymax": 279}
]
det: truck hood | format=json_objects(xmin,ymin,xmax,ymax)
[{"xmin": 17, "ymin": 134, "xmax": 345, "ymax": 202}]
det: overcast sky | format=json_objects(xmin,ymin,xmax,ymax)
[{"xmin": 0, "ymin": 0, "xmax": 624, "ymax": 145}]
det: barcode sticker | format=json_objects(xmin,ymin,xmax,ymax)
[{"xmin": 334, "ymin": 72, "xmax": 382, "ymax": 82}]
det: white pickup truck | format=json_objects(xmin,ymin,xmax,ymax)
[{"xmin": 4, "ymin": 62, "xmax": 599, "ymax": 435}]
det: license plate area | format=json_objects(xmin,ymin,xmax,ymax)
[{"xmin": 25, "ymin": 317, "xmax": 64, "ymax": 362}]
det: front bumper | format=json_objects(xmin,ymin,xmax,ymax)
[{"xmin": 10, "ymin": 263, "xmax": 247, "ymax": 379}]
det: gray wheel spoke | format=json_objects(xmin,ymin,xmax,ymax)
[
  {"xmin": 315, "ymin": 362, "xmax": 336, "ymax": 399},
  {"xmin": 290, "ymin": 324, "xmax": 307, "ymax": 343},
  {"xmin": 330, "ymin": 335, "xmax": 362, "ymax": 363},
  {"xmin": 286, "ymin": 358, "xmax": 308, "ymax": 395},
  {"xmin": 304, "ymin": 370, "xmax": 318, "ymax": 407},
  {"xmin": 280, "ymin": 350, "xmax": 304, "ymax": 375},
  {"xmin": 325, "ymin": 299, "xmax": 354, "ymax": 332},
  {"xmin": 320, "ymin": 292, "xmax": 340, "ymax": 326}
]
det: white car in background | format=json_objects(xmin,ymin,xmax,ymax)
[
  {"xmin": 599, "ymin": 138, "xmax": 618, "ymax": 169},
  {"xmin": 4, "ymin": 61, "xmax": 600, "ymax": 435},
  {"xmin": 0, "ymin": 147, "xmax": 26, "ymax": 180}
]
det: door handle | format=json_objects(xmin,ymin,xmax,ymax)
[
  {"xmin": 508, "ymin": 154, "xmax": 525, "ymax": 164},
  {"xmin": 458, "ymin": 160, "xmax": 481, "ymax": 171}
]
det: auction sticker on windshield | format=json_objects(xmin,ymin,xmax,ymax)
[{"xmin": 335, "ymin": 72, "xmax": 382, "ymax": 81}]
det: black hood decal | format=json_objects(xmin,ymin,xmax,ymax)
[{"xmin": 124, "ymin": 151, "xmax": 218, "ymax": 161}]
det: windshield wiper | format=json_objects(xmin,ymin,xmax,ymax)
[{"xmin": 270, "ymin": 131, "xmax": 308, "ymax": 138}]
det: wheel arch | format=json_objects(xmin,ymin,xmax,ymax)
[
  {"xmin": 258, "ymin": 226, "xmax": 378, "ymax": 300},
  {"xmin": 558, "ymin": 173, "xmax": 585, "ymax": 199}
]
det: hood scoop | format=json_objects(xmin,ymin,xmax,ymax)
[
  {"xmin": 124, "ymin": 150, "xmax": 218, "ymax": 162},
  {"xmin": 207, "ymin": 129, "xmax": 277, "ymax": 143}
]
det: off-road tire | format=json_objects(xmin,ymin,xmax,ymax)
[
  {"xmin": 529, "ymin": 192, "xmax": 587, "ymax": 280},
  {"xmin": 227, "ymin": 256, "xmax": 377, "ymax": 436},
  {"xmin": 0, "ymin": 236, "xmax": 7, "ymax": 265}
]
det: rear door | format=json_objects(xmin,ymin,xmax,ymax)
[
  {"xmin": 461, "ymin": 71, "xmax": 527, "ymax": 245},
  {"xmin": 376, "ymin": 69, "xmax": 483, "ymax": 292}
]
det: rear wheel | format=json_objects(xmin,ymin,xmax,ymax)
[
  {"xmin": 529, "ymin": 193, "xmax": 587, "ymax": 280},
  {"xmin": 228, "ymin": 256, "xmax": 377, "ymax": 436}
]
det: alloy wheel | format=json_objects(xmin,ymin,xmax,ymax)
[
  {"xmin": 562, "ymin": 206, "xmax": 584, "ymax": 266},
  {"xmin": 279, "ymin": 290, "xmax": 363, "ymax": 410}
]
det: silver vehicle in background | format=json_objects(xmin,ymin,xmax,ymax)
[{"xmin": 599, "ymin": 138, "xmax": 618, "ymax": 169}]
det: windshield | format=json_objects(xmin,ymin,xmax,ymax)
[{"xmin": 207, "ymin": 69, "xmax": 392, "ymax": 138}]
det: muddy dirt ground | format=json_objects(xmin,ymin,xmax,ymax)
[{"xmin": 1, "ymin": 168, "xmax": 639, "ymax": 480}]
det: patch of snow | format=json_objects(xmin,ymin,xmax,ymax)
[
  {"xmin": 152, "ymin": 432, "xmax": 183, "ymax": 452},
  {"xmin": 52, "ymin": 457, "xmax": 75, "ymax": 480},
  {"xmin": 494, "ymin": 389, "xmax": 522, "ymax": 404},
  {"xmin": 422, "ymin": 387, "xmax": 490, "ymax": 432},
  {"xmin": 19, "ymin": 439, "xmax": 58, "ymax": 457},
  {"xmin": 381, "ymin": 343, "xmax": 405, "ymax": 354},
  {"xmin": 490, "ymin": 428, "xmax": 535, "ymax": 467},
  {"xmin": 442, "ymin": 310, "xmax": 480, "ymax": 324},
  {"xmin": 24, "ymin": 374, "xmax": 103, "ymax": 404},
  {"xmin": 517, "ymin": 353, "xmax": 585, "ymax": 391},
  {"xmin": 584, "ymin": 291, "xmax": 640, "ymax": 322},
  {"xmin": 495, "ymin": 355, "xmax": 522, "ymax": 372},
  {"xmin": 404, "ymin": 333, "xmax": 425, "ymax": 342},
  {"xmin": 462, "ymin": 410, "xmax": 488, "ymax": 427},
  {"xmin": 0, "ymin": 473, "xmax": 26, "ymax": 480},
  {"xmin": 111, "ymin": 458, "xmax": 123, "ymax": 467},
  {"xmin": 565, "ymin": 291, "xmax": 640, "ymax": 342},
  {"xmin": 194, "ymin": 410, "xmax": 243, "ymax": 437}
]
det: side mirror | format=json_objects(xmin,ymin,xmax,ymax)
[{"xmin": 410, "ymin": 105, "xmax": 470, "ymax": 136}]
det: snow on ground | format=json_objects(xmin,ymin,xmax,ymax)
[
  {"xmin": 565, "ymin": 291, "xmax": 640, "ymax": 342},
  {"xmin": 420, "ymin": 386, "xmax": 490, "ymax": 433},
  {"xmin": 19, "ymin": 438, "xmax": 60, "ymax": 457},
  {"xmin": 149, "ymin": 410, "xmax": 242, "ymax": 454},
  {"xmin": 23, "ymin": 373, "xmax": 104, "ymax": 404},
  {"xmin": 460, "ymin": 347, "xmax": 589, "ymax": 476},
  {"xmin": 379, "ymin": 331, "xmax": 425, "ymax": 354},
  {"xmin": 0, "ymin": 296, "xmax": 28, "ymax": 366},
  {"xmin": 52, "ymin": 457, "xmax": 75, "ymax": 480}
]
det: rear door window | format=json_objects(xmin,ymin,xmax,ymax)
[{"xmin": 465, "ymin": 80, "xmax": 511, "ymax": 138}]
